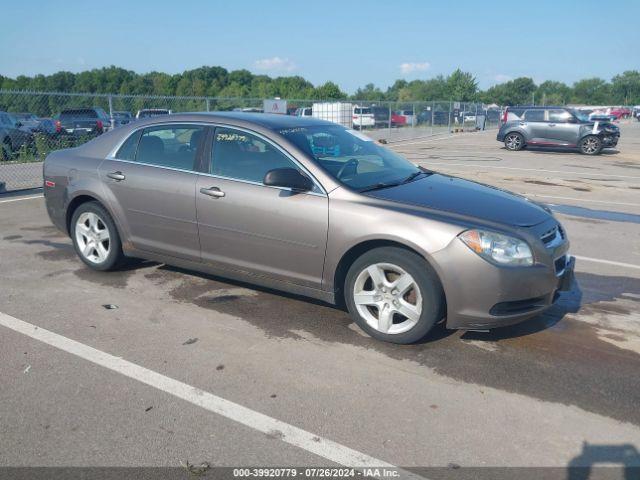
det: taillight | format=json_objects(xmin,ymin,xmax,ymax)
[
  {"xmin": 54, "ymin": 120, "xmax": 61, "ymax": 133},
  {"xmin": 96, "ymin": 120, "xmax": 103, "ymax": 131},
  {"xmin": 502, "ymin": 109, "xmax": 508, "ymax": 124}
]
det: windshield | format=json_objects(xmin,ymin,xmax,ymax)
[
  {"xmin": 570, "ymin": 109, "xmax": 591, "ymax": 122},
  {"xmin": 278, "ymin": 124, "xmax": 420, "ymax": 190}
]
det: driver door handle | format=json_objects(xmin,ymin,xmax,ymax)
[
  {"xmin": 200, "ymin": 186, "xmax": 225, "ymax": 198},
  {"xmin": 106, "ymin": 171, "xmax": 125, "ymax": 181},
  {"xmin": 548, "ymin": 123, "xmax": 556, "ymax": 127}
]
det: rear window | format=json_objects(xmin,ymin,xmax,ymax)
[
  {"xmin": 60, "ymin": 109, "xmax": 97, "ymax": 118},
  {"xmin": 508, "ymin": 108, "xmax": 525, "ymax": 119},
  {"xmin": 354, "ymin": 108, "xmax": 371, "ymax": 115}
]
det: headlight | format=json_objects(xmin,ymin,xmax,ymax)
[{"xmin": 459, "ymin": 229, "xmax": 533, "ymax": 266}]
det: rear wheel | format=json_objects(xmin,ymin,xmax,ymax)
[
  {"xmin": 70, "ymin": 201, "xmax": 126, "ymax": 271},
  {"xmin": 504, "ymin": 132, "xmax": 525, "ymax": 151},
  {"xmin": 345, "ymin": 247, "xmax": 445, "ymax": 344},
  {"xmin": 579, "ymin": 135, "xmax": 602, "ymax": 155}
]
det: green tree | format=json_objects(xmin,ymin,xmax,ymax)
[
  {"xmin": 446, "ymin": 69, "xmax": 478, "ymax": 101},
  {"xmin": 571, "ymin": 78, "xmax": 610, "ymax": 104},
  {"xmin": 352, "ymin": 83, "xmax": 385, "ymax": 101},
  {"xmin": 482, "ymin": 77, "xmax": 536, "ymax": 105},
  {"xmin": 314, "ymin": 81, "xmax": 346, "ymax": 100},
  {"xmin": 611, "ymin": 70, "xmax": 640, "ymax": 105},
  {"xmin": 536, "ymin": 80, "xmax": 571, "ymax": 105}
]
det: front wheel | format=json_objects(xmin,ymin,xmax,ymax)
[
  {"xmin": 71, "ymin": 201, "xmax": 126, "ymax": 271},
  {"xmin": 504, "ymin": 132, "xmax": 525, "ymax": 151},
  {"xmin": 579, "ymin": 135, "xmax": 602, "ymax": 155},
  {"xmin": 345, "ymin": 247, "xmax": 445, "ymax": 344}
]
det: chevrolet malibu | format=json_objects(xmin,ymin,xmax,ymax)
[{"xmin": 44, "ymin": 113, "xmax": 574, "ymax": 344}]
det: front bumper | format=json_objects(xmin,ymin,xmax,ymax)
[{"xmin": 430, "ymin": 228, "xmax": 572, "ymax": 330}]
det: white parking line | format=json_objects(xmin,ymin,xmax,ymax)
[
  {"xmin": 0, "ymin": 312, "xmax": 423, "ymax": 479},
  {"xmin": 0, "ymin": 194, "xmax": 44, "ymax": 204},
  {"xmin": 574, "ymin": 255, "xmax": 640, "ymax": 271},
  {"xmin": 411, "ymin": 162, "xmax": 640, "ymax": 180}
]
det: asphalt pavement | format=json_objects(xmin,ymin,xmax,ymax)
[{"xmin": 1, "ymin": 122, "xmax": 639, "ymax": 477}]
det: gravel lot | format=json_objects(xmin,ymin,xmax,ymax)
[{"xmin": 1, "ymin": 122, "xmax": 639, "ymax": 477}]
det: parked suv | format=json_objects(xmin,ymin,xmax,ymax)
[{"xmin": 497, "ymin": 106, "xmax": 620, "ymax": 155}]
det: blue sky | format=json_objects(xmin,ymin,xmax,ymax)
[{"xmin": 2, "ymin": 0, "xmax": 639, "ymax": 93}]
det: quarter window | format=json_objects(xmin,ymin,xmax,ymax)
[
  {"xmin": 211, "ymin": 128, "xmax": 301, "ymax": 185},
  {"xmin": 136, "ymin": 125, "xmax": 204, "ymax": 170},
  {"xmin": 115, "ymin": 130, "xmax": 142, "ymax": 161}
]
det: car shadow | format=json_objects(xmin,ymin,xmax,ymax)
[
  {"xmin": 147, "ymin": 264, "xmax": 460, "ymax": 344},
  {"xmin": 500, "ymin": 146, "xmax": 619, "ymax": 155},
  {"xmin": 566, "ymin": 442, "xmax": 640, "ymax": 479}
]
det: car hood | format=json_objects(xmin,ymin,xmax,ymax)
[{"xmin": 363, "ymin": 174, "xmax": 550, "ymax": 227}]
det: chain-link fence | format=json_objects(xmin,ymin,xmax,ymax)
[{"xmin": 0, "ymin": 90, "xmax": 502, "ymax": 192}]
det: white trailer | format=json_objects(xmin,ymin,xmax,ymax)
[{"xmin": 312, "ymin": 102, "xmax": 353, "ymax": 127}]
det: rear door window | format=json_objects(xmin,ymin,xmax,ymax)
[
  {"xmin": 135, "ymin": 124, "xmax": 205, "ymax": 171},
  {"xmin": 523, "ymin": 110, "xmax": 545, "ymax": 122}
]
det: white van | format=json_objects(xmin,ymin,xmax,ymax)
[{"xmin": 352, "ymin": 106, "xmax": 375, "ymax": 129}]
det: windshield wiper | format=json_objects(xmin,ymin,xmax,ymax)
[
  {"xmin": 359, "ymin": 171, "xmax": 431, "ymax": 193},
  {"xmin": 358, "ymin": 182, "xmax": 402, "ymax": 193},
  {"xmin": 400, "ymin": 170, "xmax": 431, "ymax": 184}
]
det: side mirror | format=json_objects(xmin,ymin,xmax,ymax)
[
  {"xmin": 567, "ymin": 117, "xmax": 577, "ymax": 123},
  {"xmin": 263, "ymin": 168, "xmax": 313, "ymax": 192}
]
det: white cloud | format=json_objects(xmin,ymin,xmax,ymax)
[
  {"xmin": 399, "ymin": 62, "xmax": 430, "ymax": 75},
  {"xmin": 494, "ymin": 74, "xmax": 513, "ymax": 83},
  {"xmin": 253, "ymin": 56, "xmax": 297, "ymax": 72}
]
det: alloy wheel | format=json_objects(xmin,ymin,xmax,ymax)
[
  {"xmin": 75, "ymin": 212, "xmax": 111, "ymax": 264},
  {"xmin": 505, "ymin": 133, "xmax": 522, "ymax": 150},
  {"xmin": 582, "ymin": 137, "xmax": 600, "ymax": 154},
  {"xmin": 352, "ymin": 263, "xmax": 423, "ymax": 334}
]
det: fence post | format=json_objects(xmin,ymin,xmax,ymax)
[
  {"xmin": 475, "ymin": 103, "xmax": 478, "ymax": 131},
  {"xmin": 447, "ymin": 101, "xmax": 452, "ymax": 134},
  {"xmin": 431, "ymin": 101, "xmax": 434, "ymax": 136},
  {"xmin": 206, "ymin": 98, "xmax": 211, "ymax": 112},
  {"xmin": 388, "ymin": 103, "xmax": 392, "ymax": 137},
  {"xmin": 108, "ymin": 94, "xmax": 114, "ymax": 130},
  {"xmin": 412, "ymin": 102, "xmax": 415, "ymax": 129}
]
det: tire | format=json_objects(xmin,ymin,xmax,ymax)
[
  {"xmin": 344, "ymin": 247, "xmax": 445, "ymax": 344},
  {"xmin": 579, "ymin": 135, "xmax": 602, "ymax": 155},
  {"xmin": 70, "ymin": 201, "xmax": 126, "ymax": 271},
  {"xmin": 504, "ymin": 132, "xmax": 525, "ymax": 151}
]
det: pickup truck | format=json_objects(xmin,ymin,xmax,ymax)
[{"xmin": 56, "ymin": 108, "xmax": 111, "ymax": 136}]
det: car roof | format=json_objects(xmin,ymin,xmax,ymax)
[{"xmin": 132, "ymin": 111, "xmax": 335, "ymax": 130}]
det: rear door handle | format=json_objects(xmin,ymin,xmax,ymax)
[
  {"xmin": 200, "ymin": 186, "xmax": 225, "ymax": 198},
  {"xmin": 107, "ymin": 171, "xmax": 125, "ymax": 181},
  {"xmin": 548, "ymin": 123, "xmax": 556, "ymax": 127}
]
